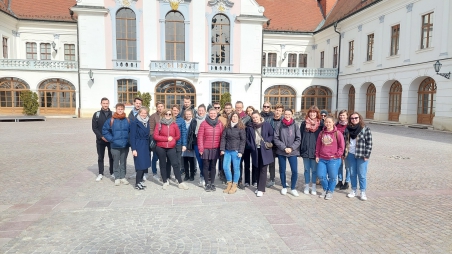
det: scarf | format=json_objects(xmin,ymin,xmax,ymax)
[
  {"xmin": 113, "ymin": 112, "xmax": 126, "ymax": 119},
  {"xmin": 137, "ymin": 115, "xmax": 149, "ymax": 127},
  {"xmin": 195, "ymin": 114, "xmax": 207, "ymax": 134},
  {"xmin": 231, "ymin": 122, "xmax": 238, "ymax": 128},
  {"xmin": 261, "ymin": 111, "xmax": 274, "ymax": 118},
  {"xmin": 305, "ymin": 117, "xmax": 320, "ymax": 132},
  {"xmin": 185, "ymin": 119, "xmax": 192, "ymax": 131},
  {"xmin": 206, "ymin": 116, "xmax": 219, "ymax": 127},
  {"xmin": 347, "ymin": 124, "xmax": 363, "ymax": 139},
  {"xmin": 238, "ymin": 111, "xmax": 246, "ymax": 119},
  {"xmin": 339, "ymin": 120, "xmax": 348, "ymax": 125},
  {"xmin": 160, "ymin": 117, "xmax": 174, "ymax": 126},
  {"xmin": 252, "ymin": 121, "xmax": 264, "ymax": 129},
  {"xmin": 282, "ymin": 118, "xmax": 293, "ymax": 127}
]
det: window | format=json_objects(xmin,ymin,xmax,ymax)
[
  {"xmin": 117, "ymin": 79, "xmax": 137, "ymax": 105},
  {"xmin": 366, "ymin": 84, "xmax": 376, "ymax": 119},
  {"xmin": 211, "ymin": 14, "xmax": 230, "ymax": 64},
  {"xmin": 26, "ymin": 42, "xmax": 37, "ymax": 60},
  {"xmin": 64, "ymin": 44, "xmax": 76, "ymax": 61},
  {"xmin": 367, "ymin": 34, "xmax": 374, "ymax": 61},
  {"xmin": 320, "ymin": 51, "xmax": 324, "ymax": 68},
  {"xmin": 0, "ymin": 78, "xmax": 29, "ymax": 110},
  {"xmin": 155, "ymin": 80, "xmax": 196, "ymax": 109},
  {"xmin": 391, "ymin": 24, "xmax": 400, "ymax": 56},
  {"xmin": 298, "ymin": 54, "xmax": 307, "ymax": 67},
  {"xmin": 116, "ymin": 8, "xmax": 137, "ymax": 60},
  {"xmin": 211, "ymin": 81, "xmax": 230, "ymax": 103},
  {"xmin": 166, "ymin": 11, "xmax": 185, "ymax": 61},
  {"xmin": 348, "ymin": 86, "xmax": 355, "ymax": 113},
  {"xmin": 348, "ymin": 41, "xmax": 354, "ymax": 65},
  {"xmin": 2, "ymin": 37, "xmax": 7, "ymax": 59},
  {"xmin": 333, "ymin": 47, "xmax": 338, "ymax": 68},
  {"xmin": 40, "ymin": 43, "xmax": 51, "ymax": 60},
  {"xmin": 288, "ymin": 53, "xmax": 297, "ymax": 67},
  {"xmin": 38, "ymin": 79, "xmax": 76, "ymax": 114},
  {"xmin": 262, "ymin": 53, "xmax": 266, "ymax": 66},
  {"xmin": 267, "ymin": 53, "xmax": 277, "ymax": 67},
  {"xmin": 264, "ymin": 85, "xmax": 296, "ymax": 110},
  {"xmin": 301, "ymin": 86, "xmax": 332, "ymax": 112},
  {"xmin": 421, "ymin": 13, "xmax": 433, "ymax": 49}
]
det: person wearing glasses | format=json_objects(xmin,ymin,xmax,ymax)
[
  {"xmin": 153, "ymin": 109, "xmax": 189, "ymax": 190},
  {"xmin": 260, "ymin": 101, "xmax": 274, "ymax": 123},
  {"xmin": 130, "ymin": 106, "xmax": 151, "ymax": 190},
  {"xmin": 345, "ymin": 112, "xmax": 373, "ymax": 201},
  {"xmin": 218, "ymin": 102, "xmax": 233, "ymax": 126},
  {"xmin": 194, "ymin": 104, "xmax": 207, "ymax": 187},
  {"xmin": 169, "ymin": 105, "xmax": 187, "ymax": 180},
  {"xmin": 320, "ymin": 109, "xmax": 328, "ymax": 123},
  {"xmin": 149, "ymin": 101, "xmax": 165, "ymax": 181}
]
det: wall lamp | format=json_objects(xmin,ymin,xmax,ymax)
[
  {"xmin": 433, "ymin": 60, "xmax": 450, "ymax": 79},
  {"xmin": 247, "ymin": 75, "xmax": 254, "ymax": 87},
  {"xmin": 88, "ymin": 69, "xmax": 94, "ymax": 82},
  {"xmin": 51, "ymin": 41, "xmax": 57, "ymax": 53},
  {"xmin": 281, "ymin": 52, "xmax": 288, "ymax": 62}
]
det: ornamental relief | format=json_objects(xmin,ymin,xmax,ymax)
[
  {"xmin": 116, "ymin": 0, "xmax": 137, "ymax": 7},
  {"xmin": 208, "ymin": 0, "xmax": 234, "ymax": 13}
]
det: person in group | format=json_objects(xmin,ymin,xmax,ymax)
[
  {"xmin": 335, "ymin": 109, "xmax": 349, "ymax": 190},
  {"xmin": 149, "ymin": 101, "xmax": 165, "ymax": 181},
  {"xmin": 220, "ymin": 112, "xmax": 246, "ymax": 194},
  {"xmin": 194, "ymin": 104, "xmax": 207, "ymax": 186},
  {"xmin": 128, "ymin": 97, "xmax": 147, "ymax": 180},
  {"xmin": 274, "ymin": 108, "xmax": 301, "ymax": 196},
  {"xmin": 180, "ymin": 95, "xmax": 197, "ymax": 120},
  {"xmin": 102, "ymin": 103, "xmax": 131, "ymax": 186},
  {"xmin": 153, "ymin": 108, "xmax": 189, "ymax": 190},
  {"xmin": 266, "ymin": 103, "xmax": 283, "ymax": 187},
  {"xmin": 197, "ymin": 108, "xmax": 224, "ymax": 191},
  {"xmin": 92, "ymin": 97, "xmax": 114, "ymax": 181},
  {"xmin": 168, "ymin": 105, "xmax": 187, "ymax": 180},
  {"xmin": 345, "ymin": 112, "xmax": 373, "ymax": 201},
  {"xmin": 246, "ymin": 111, "xmax": 274, "ymax": 197},
  {"xmin": 130, "ymin": 107, "xmax": 151, "ymax": 190},
  {"xmin": 219, "ymin": 102, "xmax": 233, "ymax": 126},
  {"xmin": 183, "ymin": 109, "xmax": 197, "ymax": 181},
  {"xmin": 260, "ymin": 101, "xmax": 274, "ymax": 123},
  {"xmin": 235, "ymin": 101, "xmax": 247, "ymax": 119},
  {"xmin": 315, "ymin": 116, "xmax": 345, "ymax": 200},
  {"xmin": 299, "ymin": 105, "xmax": 323, "ymax": 195},
  {"xmin": 241, "ymin": 105, "xmax": 255, "ymax": 187},
  {"xmin": 213, "ymin": 101, "xmax": 227, "ymax": 183},
  {"xmin": 320, "ymin": 109, "xmax": 328, "ymax": 123}
]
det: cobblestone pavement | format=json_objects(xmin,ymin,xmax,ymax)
[{"xmin": 1, "ymin": 119, "xmax": 452, "ymax": 253}]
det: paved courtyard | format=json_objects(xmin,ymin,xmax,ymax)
[{"xmin": 0, "ymin": 118, "xmax": 451, "ymax": 253}]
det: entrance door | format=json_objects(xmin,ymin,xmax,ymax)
[
  {"xmin": 366, "ymin": 84, "xmax": 376, "ymax": 119},
  {"xmin": 388, "ymin": 81, "xmax": 402, "ymax": 121},
  {"xmin": 417, "ymin": 77, "xmax": 436, "ymax": 125}
]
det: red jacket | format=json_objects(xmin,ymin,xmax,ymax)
[
  {"xmin": 153, "ymin": 122, "xmax": 180, "ymax": 149},
  {"xmin": 197, "ymin": 120, "xmax": 223, "ymax": 153}
]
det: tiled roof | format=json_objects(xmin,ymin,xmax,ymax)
[
  {"xmin": 0, "ymin": 0, "xmax": 76, "ymax": 22},
  {"xmin": 320, "ymin": 0, "xmax": 381, "ymax": 30}
]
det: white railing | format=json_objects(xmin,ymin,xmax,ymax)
[
  {"xmin": 263, "ymin": 67, "xmax": 338, "ymax": 78},
  {"xmin": 208, "ymin": 63, "xmax": 233, "ymax": 73},
  {"xmin": 150, "ymin": 60, "xmax": 199, "ymax": 73},
  {"xmin": 0, "ymin": 59, "xmax": 78, "ymax": 71},
  {"xmin": 113, "ymin": 60, "xmax": 140, "ymax": 70}
]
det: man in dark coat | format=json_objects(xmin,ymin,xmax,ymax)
[
  {"xmin": 92, "ymin": 97, "xmax": 114, "ymax": 181},
  {"xmin": 180, "ymin": 95, "xmax": 197, "ymax": 119},
  {"xmin": 128, "ymin": 97, "xmax": 146, "ymax": 179}
]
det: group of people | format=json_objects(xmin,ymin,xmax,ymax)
[{"xmin": 92, "ymin": 96, "xmax": 373, "ymax": 200}]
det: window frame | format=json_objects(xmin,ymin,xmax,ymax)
[
  {"xmin": 298, "ymin": 54, "xmax": 307, "ymax": 68},
  {"xmin": 420, "ymin": 12, "xmax": 433, "ymax": 49},
  {"xmin": 64, "ymin": 44, "xmax": 76, "ymax": 61},
  {"xmin": 26, "ymin": 42, "xmax": 37, "ymax": 60},
  {"xmin": 165, "ymin": 11, "xmax": 185, "ymax": 61},
  {"xmin": 40, "ymin": 43, "xmax": 51, "ymax": 60},
  {"xmin": 287, "ymin": 53, "xmax": 297, "ymax": 67},
  {"xmin": 320, "ymin": 51, "xmax": 325, "ymax": 68},
  {"xmin": 267, "ymin": 53, "xmax": 277, "ymax": 67},
  {"xmin": 348, "ymin": 40, "xmax": 354, "ymax": 65},
  {"xmin": 117, "ymin": 79, "xmax": 138, "ymax": 105},
  {"xmin": 333, "ymin": 46, "xmax": 338, "ymax": 68},
  {"xmin": 390, "ymin": 24, "xmax": 400, "ymax": 56},
  {"xmin": 116, "ymin": 8, "xmax": 137, "ymax": 60},
  {"xmin": 211, "ymin": 14, "xmax": 230, "ymax": 64},
  {"xmin": 367, "ymin": 33, "xmax": 374, "ymax": 61},
  {"xmin": 211, "ymin": 81, "xmax": 230, "ymax": 103},
  {"xmin": 2, "ymin": 37, "xmax": 7, "ymax": 59}
]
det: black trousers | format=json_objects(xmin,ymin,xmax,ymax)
[
  {"xmin": 268, "ymin": 149, "xmax": 277, "ymax": 181},
  {"xmin": 166, "ymin": 145, "xmax": 182, "ymax": 177},
  {"xmin": 155, "ymin": 146, "xmax": 182, "ymax": 183},
  {"xmin": 240, "ymin": 148, "xmax": 252, "ymax": 184},
  {"xmin": 136, "ymin": 170, "xmax": 144, "ymax": 185},
  {"xmin": 96, "ymin": 140, "xmax": 113, "ymax": 175},
  {"xmin": 203, "ymin": 159, "xmax": 217, "ymax": 185},
  {"xmin": 183, "ymin": 156, "xmax": 195, "ymax": 176},
  {"xmin": 255, "ymin": 149, "xmax": 268, "ymax": 192}
]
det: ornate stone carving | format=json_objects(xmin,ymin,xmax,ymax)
[
  {"xmin": 406, "ymin": 3, "xmax": 413, "ymax": 13},
  {"xmin": 208, "ymin": 0, "xmax": 234, "ymax": 13},
  {"xmin": 163, "ymin": 0, "xmax": 184, "ymax": 10},
  {"xmin": 379, "ymin": 15, "xmax": 385, "ymax": 23},
  {"xmin": 116, "ymin": 0, "xmax": 137, "ymax": 8},
  {"xmin": 358, "ymin": 25, "xmax": 362, "ymax": 32},
  {"xmin": 327, "ymin": 39, "xmax": 330, "ymax": 44},
  {"xmin": 54, "ymin": 34, "xmax": 60, "ymax": 39},
  {"xmin": 12, "ymin": 30, "xmax": 20, "ymax": 37}
]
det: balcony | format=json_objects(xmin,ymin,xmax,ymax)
[
  {"xmin": 113, "ymin": 60, "xmax": 140, "ymax": 70},
  {"xmin": 150, "ymin": 60, "xmax": 199, "ymax": 79},
  {"xmin": 0, "ymin": 59, "xmax": 78, "ymax": 71},
  {"xmin": 262, "ymin": 67, "xmax": 337, "ymax": 78},
  {"xmin": 207, "ymin": 63, "xmax": 233, "ymax": 73}
]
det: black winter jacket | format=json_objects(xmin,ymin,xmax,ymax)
[
  {"xmin": 299, "ymin": 120, "xmax": 324, "ymax": 159},
  {"xmin": 92, "ymin": 108, "xmax": 112, "ymax": 141},
  {"xmin": 220, "ymin": 125, "xmax": 246, "ymax": 154},
  {"xmin": 186, "ymin": 118, "xmax": 198, "ymax": 150}
]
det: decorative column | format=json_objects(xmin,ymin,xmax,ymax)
[
  {"xmin": 404, "ymin": 3, "xmax": 413, "ymax": 63},
  {"xmin": 376, "ymin": 15, "xmax": 385, "ymax": 68}
]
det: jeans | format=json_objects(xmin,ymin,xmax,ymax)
[
  {"xmin": 155, "ymin": 146, "xmax": 182, "ymax": 183},
  {"xmin": 223, "ymin": 150, "xmax": 241, "ymax": 183},
  {"xmin": 96, "ymin": 140, "xmax": 113, "ymax": 175},
  {"xmin": 151, "ymin": 152, "xmax": 159, "ymax": 175},
  {"xmin": 337, "ymin": 159, "xmax": 350, "ymax": 183},
  {"xmin": 278, "ymin": 155, "xmax": 298, "ymax": 189},
  {"xmin": 194, "ymin": 145, "xmax": 204, "ymax": 178},
  {"xmin": 346, "ymin": 153, "xmax": 368, "ymax": 191},
  {"xmin": 111, "ymin": 148, "xmax": 129, "ymax": 179},
  {"xmin": 317, "ymin": 158, "xmax": 341, "ymax": 193},
  {"xmin": 302, "ymin": 158, "xmax": 317, "ymax": 185}
]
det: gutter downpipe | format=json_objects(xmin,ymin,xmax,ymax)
[
  {"xmin": 74, "ymin": 10, "xmax": 81, "ymax": 118},
  {"xmin": 260, "ymin": 27, "xmax": 264, "ymax": 107},
  {"xmin": 333, "ymin": 22, "xmax": 341, "ymax": 117}
]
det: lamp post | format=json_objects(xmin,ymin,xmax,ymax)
[{"xmin": 433, "ymin": 60, "xmax": 450, "ymax": 79}]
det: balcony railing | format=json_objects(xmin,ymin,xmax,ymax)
[
  {"xmin": 113, "ymin": 60, "xmax": 140, "ymax": 70},
  {"xmin": 0, "ymin": 59, "xmax": 78, "ymax": 71},
  {"xmin": 150, "ymin": 60, "xmax": 199, "ymax": 79},
  {"xmin": 263, "ymin": 67, "xmax": 337, "ymax": 78},
  {"xmin": 208, "ymin": 63, "xmax": 233, "ymax": 73}
]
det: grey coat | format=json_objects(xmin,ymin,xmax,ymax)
[{"xmin": 274, "ymin": 120, "xmax": 301, "ymax": 157}]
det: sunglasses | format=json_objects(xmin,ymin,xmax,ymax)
[
  {"xmin": 321, "ymin": 114, "xmax": 327, "ymax": 117},
  {"xmin": 165, "ymin": 113, "xmax": 172, "ymax": 116},
  {"xmin": 214, "ymin": 107, "xmax": 221, "ymax": 109},
  {"xmin": 263, "ymin": 106, "xmax": 270, "ymax": 108},
  {"xmin": 350, "ymin": 117, "xmax": 359, "ymax": 120}
]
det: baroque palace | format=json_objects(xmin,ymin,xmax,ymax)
[{"xmin": 0, "ymin": 0, "xmax": 451, "ymax": 130}]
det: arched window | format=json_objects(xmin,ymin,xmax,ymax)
[
  {"xmin": 348, "ymin": 86, "xmax": 355, "ymax": 113},
  {"xmin": 264, "ymin": 85, "xmax": 296, "ymax": 110},
  {"xmin": 0, "ymin": 78, "xmax": 30, "ymax": 114},
  {"xmin": 388, "ymin": 81, "xmax": 402, "ymax": 121},
  {"xmin": 155, "ymin": 80, "xmax": 196, "ymax": 109},
  {"xmin": 116, "ymin": 8, "xmax": 137, "ymax": 60},
  {"xmin": 301, "ymin": 86, "xmax": 332, "ymax": 112},
  {"xmin": 211, "ymin": 81, "xmax": 230, "ymax": 103},
  {"xmin": 366, "ymin": 83, "xmax": 376, "ymax": 119},
  {"xmin": 211, "ymin": 14, "xmax": 230, "ymax": 64},
  {"xmin": 117, "ymin": 79, "xmax": 137, "ymax": 105},
  {"xmin": 166, "ymin": 11, "xmax": 185, "ymax": 61},
  {"xmin": 417, "ymin": 77, "xmax": 436, "ymax": 125},
  {"xmin": 38, "ymin": 79, "xmax": 76, "ymax": 114}
]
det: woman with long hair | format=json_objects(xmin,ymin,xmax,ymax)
[
  {"xmin": 335, "ymin": 109, "xmax": 349, "ymax": 190},
  {"xmin": 130, "ymin": 107, "xmax": 151, "ymax": 190},
  {"xmin": 241, "ymin": 105, "xmax": 255, "ymax": 187},
  {"xmin": 183, "ymin": 109, "xmax": 197, "ymax": 181}
]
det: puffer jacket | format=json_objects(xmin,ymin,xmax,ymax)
[
  {"xmin": 153, "ymin": 121, "xmax": 180, "ymax": 149},
  {"xmin": 220, "ymin": 125, "xmax": 246, "ymax": 154},
  {"xmin": 175, "ymin": 115, "xmax": 187, "ymax": 147},
  {"xmin": 102, "ymin": 117, "xmax": 130, "ymax": 149},
  {"xmin": 274, "ymin": 120, "xmax": 301, "ymax": 157},
  {"xmin": 197, "ymin": 120, "xmax": 224, "ymax": 153}
]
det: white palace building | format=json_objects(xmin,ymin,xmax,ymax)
[{"xmin": 0, "ymin": 0, "xmax": 451, "ymax": 130}]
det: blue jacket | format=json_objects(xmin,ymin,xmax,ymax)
[
  {"xmin": 175, "ymin": 115, "xmax": 187, "ymax": 146},
  {"xmin": 102, "ymin": 117, "xmax": 130, "ymax": 149},
  {"xmin": 130, "ymin": 119, "xmax": 151, "ymax": 170}
]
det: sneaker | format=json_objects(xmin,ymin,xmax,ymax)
[
  {"xmin": 255, "ymin": 189, "xmax": 258, "ymax": 194},
  {"xmin": 140, "ymin": 182, "xmax": 147, "ymax": 188},
  {"xmin": 347, "ymin": 190, "xmax": 356, "ymax": 198},
  {"xmin": 162, "ymin": 181, "xmax": 169, "ymax": 190},
  {"xmin": 335, "ymin": 181, "xmax": 343, "ymax": 189},
  {"xmin": 205, "ymin": 184, "xmax": 211, "ymax": 192},
  {"xmin": 129, "ymin": 173, "xmax": 136, "ymax": 179},
  {"xmin": 184, "ymin": 175, "xmax": 189, "ymax": 181},
  {"xmin": 245, "ymin": 183, "xmax": 250, "ymax": 187},
  {"xmin": 96, "ymin": 174, "xmax": 103, "ymax": 182},
  {"xmin": 178, "ymin": 182, "xmax": 189, "ymax": 190},
  {"xmin": 291, "ymin": 189, "xmax": 299, "ymax": 197},
  {"xmin": 325, "ymin": 192, "xmax": 333, "ymax": 200},
  {"xmin": 143, "ymin": 173, "xmax": 148, "ymax": 181},
  {"xmin": 135, "ymin": 183, "xmax": 144, "ymax": 190},
  {"xmin": 341, "ymin": 182, "xmax": 350, "ymax": 190},
  {"xmin": 311, "ymin": 186, "xmax": 317, "ymax": 195},
  {"xmin": 211, "ymin": 185, "xmax": 216, "ymax": 191},
  {"xmin": 280, "ymin": 188, "xmax": 287, "ymax": 195},
  {"xmin": 152, "ymin": 174, "xmax": 160, "ymax": 181},
  {"xmin": 303, "ymin": 185, "xmax": 309, "ymax": 195},
  {"xmin": 266, "ymin": 180, "xmax": 275, "ymax": 188},
  {"xmin": 115, "ymin": 179, "xmax": 120, "ymax": 186},
  {"xmin": 120, "ymin": 178, "xmax": 129, "ymax": 185},
  {"xmin": 238, "ymin": 182, "xmax": 245, "ymax": 190},
  {"xmin": 252, "ymin": 182, "xmax": 257, "ymax": 188},
  {"xmin": 199, "ymin": 177, "xmax": 205, "ymax": 187},
  {"xmin": 256, "ymin": 191, "xmax": 263, "ymax": 197},
  {"xmin": 110, "ymin": 174, "xmax": 115, "ymax": 179},
  {"xmin": 319, "ymin": 191, "xmax": 327, "ymax": 199},
  {"xmin": 360, "ymin": 191, "xmax": 367, "ymax": 201}
]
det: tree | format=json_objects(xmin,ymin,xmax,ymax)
[
  {"xmin": 20, "ymin": 91, "xmax": 39, "ymax": 115},
  {"xmin": 137, "ymin": 91, "xmax": 152, "ymax": 108},
  {"xmin": 219, "ymin": 92, "xmax": 231, "ymax": 109}
]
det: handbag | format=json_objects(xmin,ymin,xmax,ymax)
[
  {"xmin": 149, "ymin": 122, "xmax": 161, "ymax": 151},
  {"xmin": 255, "ymin": 129, "xmax": 273, "ymax": 150}
]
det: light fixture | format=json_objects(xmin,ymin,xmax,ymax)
[
  {"xmin": 281, "ymin": 52, "xmax": 288, "ymax": 62},
  {"xmin": 433, "ymin": 60, "xmax": 450, "ymax": 79},
  {"xmin": 247, "ymin": 75, "xmax": 254, "ymax": 87},
  {"xmin": 88, "ymin": 69, "xmax": 94, "ymax": 82},
  {"xmin": 51, "ymin": 41, "xmax": 57, "ymax": 53}
]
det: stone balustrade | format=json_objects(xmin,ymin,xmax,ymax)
[
  {"xmin": 263, "ymin": 67, "xmax": 337, "ymax": 78},
  {"xmin": 0, "ymin": 59, "xmax": 78, "ymax": 71}
]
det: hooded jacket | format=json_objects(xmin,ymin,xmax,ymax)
[
  {"xmin": 315, "ymin": 125, "xmax": 345, "ymax": 160},
  {"xmin": 274, "ymin": 119, "xmax": 301, "ymax": 157}
]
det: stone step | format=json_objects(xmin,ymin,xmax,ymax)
[
  {"xmin": 407, "ymin": 124, "xmax": 433, "ymax": 130},
  {"xmin": 368, "ymin": 120, "xmax": 404, "ymax": 126}
]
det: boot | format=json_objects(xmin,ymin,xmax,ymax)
[
  {"xmin": 223, "ymin": 182, "xmax": 232, "ymax": 193},
  {"xmin": 341, "ymin": 182, "xmax": 349, "ymax": 190},
  {"xmin": 316, "ymin": 177, "xmax": 321, "ymax": 185},
  {"xmin": 228, "ymin": 183, "xmax": 238, "ymax": 194}
]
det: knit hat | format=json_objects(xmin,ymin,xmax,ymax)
[{"xmin": 320, "ymin": 110, "xmax": 328, "ymax": 116}]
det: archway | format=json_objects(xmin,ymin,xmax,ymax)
[
  {"xmin": 264, "ymin": 85, "xmax": 296, "ymax": 110},
  {"xmin": 388, "ymin": 81, "xmax": 402, "ymax": 121},
  {"xmin": 417, "ymin": 77, "xmax": 436, "ymax": 125},
  {"xmin": 38, "ymin": 79, "xmax": 76, "ymax": 115},
  {"xmin": 348, "ymin": 85, "xmax": 355, "ymax": 113},
  {"xmin": 301, "ymin": 85, "xmax": 332, "ymax": 113},
  {"xmin": 155, "ymin": 80, "xmax": 196, "ymax": 109},
  {"xmin": 365, "ymin": 83, "xmax": 376, "ymax": 119},
  {"xmin": 0, "ymin": 77, "xmax": 30, "ymax": 114}
]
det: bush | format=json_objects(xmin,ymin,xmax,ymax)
[
  {"xmin": 20, "ymin": 90, "xmax": 39, "ymax": 115},
  {"xmin": 219, "ymin": 92, "xmax": 231, "ymax": 109},
  {"xmin": 137, "ymin": 91, "xmax": 152, "ymax": 108}
]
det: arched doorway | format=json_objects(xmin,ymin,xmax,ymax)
[
  {"xmin": 301, "ymin": 86, "xmax": 332, "ymax": 113},
  {"xmin": 155, "ymin": 80, "xmax": 196, "ymax": 109},
  {"xmin": 0, "ymin": 78, "xmax": 30, "ymax": 114},
  {"xmin": 348, "ymin": 85, "xmax": 355, "ymax": 113},
  {"xmin": 366, "ymin": 84, "xmax": 376, "ymax": 119},
  {"xmin": 38, "ymin": 79, "xmax": 76, "ymax": 115},
  {"xmin": 264, "ymin": 85, "xmax": 296, "ymax": 110},
  {"xmin": 417, "ymin": 77, "xmax": 436, "ymax": 125},
  {"xmin": 388, "ymin": 81, "xmax": 402, "ymax": 121}
]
